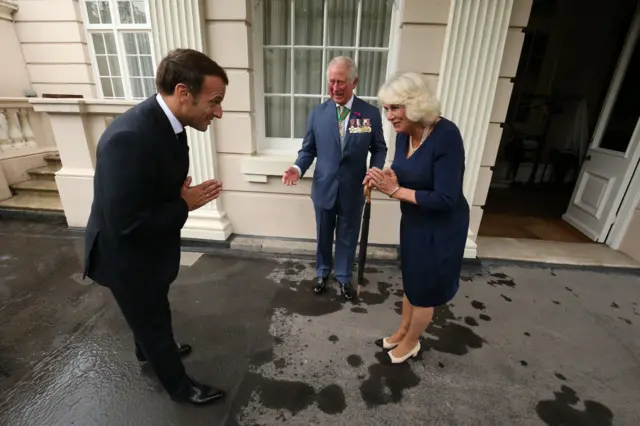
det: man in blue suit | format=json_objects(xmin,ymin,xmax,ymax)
[{"xmin": 282, "ymin": 56, "xmax": 388, "ymax": 301}]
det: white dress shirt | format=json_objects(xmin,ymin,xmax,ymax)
[{"xmin": 156, "ymin": 93, "xmax": 184, "ymax": 135}]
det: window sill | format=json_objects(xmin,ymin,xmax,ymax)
[
  {"xmin": 241, "ymin": 151, "xmax": 392, "ymax": 184},
  {"xmin": 241, "ymin": 153, "xmax": 314, "ymax": 183}
]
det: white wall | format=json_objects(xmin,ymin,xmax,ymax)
[
  {"xmin": 0, "ymin": 1, "xmax": 31, "ymax": 97},
  {"xmin": 13, "ymin": 0, "xmax": 96, "ymax": 98}
]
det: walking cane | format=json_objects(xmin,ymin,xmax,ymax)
[{"xmin": 357, "ymin": 185, "xmax": 372, "ymax": 296}]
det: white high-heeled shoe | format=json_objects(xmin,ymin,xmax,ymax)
[
  {"xmin": 387, "ymin": 342, "xmax": 421, "ymax": 364},
  {"xmin": 374, "ymin": 337, "xmax": 399, "ymax": 350}
]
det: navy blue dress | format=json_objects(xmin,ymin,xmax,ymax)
[{"xmin": 391, "ymin": 117, "xmax": 470, "ymax": 308}]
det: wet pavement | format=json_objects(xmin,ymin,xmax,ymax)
[{"xmin": 1, "ymin": 219, "xmax": 640, "ymax": 426}]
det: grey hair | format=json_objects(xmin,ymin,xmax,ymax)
[
  {"xmin": 378, "ymin": 72, "xmax": 441, "ymax": 124},
  {"xmin": 326, "ymin": 56, "xmax": 358, "ymax": 83}
]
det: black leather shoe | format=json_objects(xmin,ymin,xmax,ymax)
[
  {"xmin": 314, "ymin": 277, "xmax": 328, "ymax": 294},
  {"xmin": 136, "ymin": 343, "xmax": 192, "ymax": 362},
  {"xmin": 171, "ymin": 378, "xmax": 225, "ymax": 406},
  {"xmin": 340, "ymin": 283, "xmax": 354, "ymax": 301}
]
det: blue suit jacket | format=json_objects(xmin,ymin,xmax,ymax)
[{"xmin": 295, "ymin": 97, "xmax": 388, "ymax": 211}]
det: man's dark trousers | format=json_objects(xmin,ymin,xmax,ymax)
[{"xmin": 109, "ymin": 280, "xmax": 187, "ymax": 393}]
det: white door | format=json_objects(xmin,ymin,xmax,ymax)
[{"xmin": 563, "ymin": 4, "xmax": 640, "ymax": 242}]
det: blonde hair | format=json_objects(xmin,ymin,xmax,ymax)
[{"xmin": 377, "ymin": 72, "xmax": 441, "ymax": 124}]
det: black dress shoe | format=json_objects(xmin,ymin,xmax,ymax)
[
  {"xmin": 340, "ymin": 283, "xmax": 354, "ymax": 301},
  {"xmin": 136, "ymin": 343, "xmax": 192, "ymax": 362},
  {"xmin": 314, "ymin": 277, "xmax": 328, "ymax": 294},
  {"xmin": 171, "ymin": 378, "xmax": 225, "ymax": 406}
]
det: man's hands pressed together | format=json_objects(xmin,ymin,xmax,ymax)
[{"xmin": 180, "ymin": 176, "xmax": 222, "ymax": 211}]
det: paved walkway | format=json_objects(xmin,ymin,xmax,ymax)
[{"xmin": 1, "ymin": 220, "xmax": 639, "ymax": 425}]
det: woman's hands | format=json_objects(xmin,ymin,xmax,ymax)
[{"xmin": 364, "ymin": 167, "xmax": 400, "ymax": 196}]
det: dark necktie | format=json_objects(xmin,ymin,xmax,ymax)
[
  {"xmin": 176, "ymin": 130, "xmax": 188, "ymax": 147},
  {"xmin": 175, "ymin": 130, "xmax": 189, "ymax": 181}
]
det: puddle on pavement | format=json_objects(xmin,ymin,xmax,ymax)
[
  {"xmin": 536, "ymin": 385, "xmax": 613, "ymax": 426},
  {"xmin": 359, "ymin": 351, "xmax": 421, "ymax": 407},
  {"xmin": 423, "ymin": 305, "xmax": 485, "ymax": 356}
]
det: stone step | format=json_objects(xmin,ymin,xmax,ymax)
[
  {"xmin": 0, "ymin": 193, "xmax": 63, "ymax": 212},
  {"xmin": 10, "ymin": 180, "xmax": 59, "ymax": 197},
  {"xmin": 229, "ymin": 236, "xmax": 398, "ymax": 261},
  {"xmin": 44, "ymin": 153, "xmax": 61, "ymax": 167},
  {"xmin": 27, "ymin": 165, "xmax": 60, "ymax": 181}
]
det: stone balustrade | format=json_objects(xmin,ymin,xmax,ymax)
[
  {"xmin": 0, "ymin": 99, "xmax": 37, "ymax": 152},
  {"xmin": 26, "ymin": 98, "xmax": 134, "ymax": 227}
]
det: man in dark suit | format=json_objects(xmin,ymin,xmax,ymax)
[
  {"xmin": 282, "ymin": 56, "xmax": 388, "ymax": 301},
  {"xmin": 84, "ymin": 49, "xmax": 227, "ymax": 406}
]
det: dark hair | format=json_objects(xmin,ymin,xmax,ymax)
[{"xmin": 156, "ymin": 48, "xmax": 229, "ymax": 96}]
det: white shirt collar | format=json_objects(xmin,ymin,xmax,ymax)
[
  {"xmin": 156, "ymin": 93, "xmax": 184, "ymax": 134},
  {"xmin": 336, "ymin": 94, "xmax": 355, "ymax": 110}
]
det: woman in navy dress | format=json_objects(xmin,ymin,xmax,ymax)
[{"xmin": 365, "ymin": 72, "xmax": 469, "ymax": 364}]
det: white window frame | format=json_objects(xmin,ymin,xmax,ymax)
[
  {"xmin": 81, "ymin": 0, "xmax": 158, "ymax": 100},
  {"xmin": 252, "ymin": 0, "xmax": 401, "ymax": 155}
]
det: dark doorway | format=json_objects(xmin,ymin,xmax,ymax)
[{"xmin": 479, "ymin": 0, "xmax": 639, "ymax": 242}]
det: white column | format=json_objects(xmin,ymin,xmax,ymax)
[
  {"xmin": 149, "ymin": 0, "xmax": 232, "ymax": 241},
  {"xmin": 437, "ymin": 0, "xmax": 514, "ymax": 258}
]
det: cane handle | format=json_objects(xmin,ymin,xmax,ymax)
[{"xmin": 363, "ymin": 185, "xmax": 372, "ymax": 203}]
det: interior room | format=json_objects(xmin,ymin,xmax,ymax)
[{"xmin": 479, "ymin": 0, "xmax": 639, "ymax": 244}]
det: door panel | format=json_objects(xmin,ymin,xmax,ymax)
[{"xmin": 563, "ymin": 4, "xmax": 640, "ymax": 241}]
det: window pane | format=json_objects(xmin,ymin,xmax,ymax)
[
  {"xmin": 136, "ymin": 33, "xmax": 151, "ymax": 54},
  {"xmin": 294, "ymin": 97, "xmax": 321, "ymax": 138},
  {"xmin": 104, "ymin": 33, "xmax": 117, "ymax": 54},
  {"xmin": 360, "ymin": 0, "xmax": 394, "ymax": 47},
  {"xmin": 108, "ymin": 56, "xmax": 121, "ymax": 76},
  {"xmin": 140, "ymin": 56, "xmax": 154, "ymax": 77},
  {"xmin": 127, "ymin": 56, "xmax": 142, "ymax": 77},
  {"xmin": 101, "ymin": 77, "xmax": 114, "ymax": 97},
  {"xmin": 92, "ymin": 33, "xmax": 106, "ymax": 54},
  {"xmin": 132, "ymin": 1, "xmax": 147, "ymax": 24},
  {"xmin": 294, "ymin": 0, "xmax": 323, "ymax": 46},
  {"xmin": 98, "ymin": 1, "xmax": 112, "ymax": 24},
  {"xmin": 325, "ymin": 48, "xmax": 355, "ymax": 70},
  {"xmin": 86, "ymin": 2, "xmax": 101, "ymax": 24},
  {"xmin": 264, "ymin": 48, "xmax": 291, "ymax": 94},
  {"xmin": 123, "ymin": 33, "xmax": 137, "ymax": 54},
  {"xmin": 265, "ymin": 96, "xmax": 291, "ymax": 138},
  {"xmin": 357, "ymin": 51, "xmax": 388, "ymax": 97},
  {"xmin": 112, "ymin": 78, "xmax": 125, "ymax": 98},
  {"xmin": 294, "ymin": 49, "xmax": 322, "ymax": 94},
  {"xmin": 326, "ymin": 0, "xmax": 357, "ymax": 47},
  {"xmin": 131, "ymin": 78, "xmax": 145, "ymax": 98},
  {"xmin": 118, "ymin": 1, "xmax": 133, "ymax": 24},
  {"xmin": 87, "ymin": 1, "xmax": 112, "ymax": 24},
  {"xmin": 144, "ymin": 78, "xmax": 156, "ymax": 96},
  {"xmin": 263, "ymin": 0, "xmax": 291, "ymax": 45},
  {"xmin": 96, "ymin": 56, "xmax": 109, "ymax": 76}
]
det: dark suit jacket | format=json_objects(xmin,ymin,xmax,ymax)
[
  {"xmin": 83, "ymin": 95, "xmax": 190, "ymax": 288},
  {"xmin": 294, "ymin": 96, "xmax": 387, "ymax": 211}
]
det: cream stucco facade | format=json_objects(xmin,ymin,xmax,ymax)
[{"xmin": 1, "ymin": 0, "xmax": 638, "ymax": 262}]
